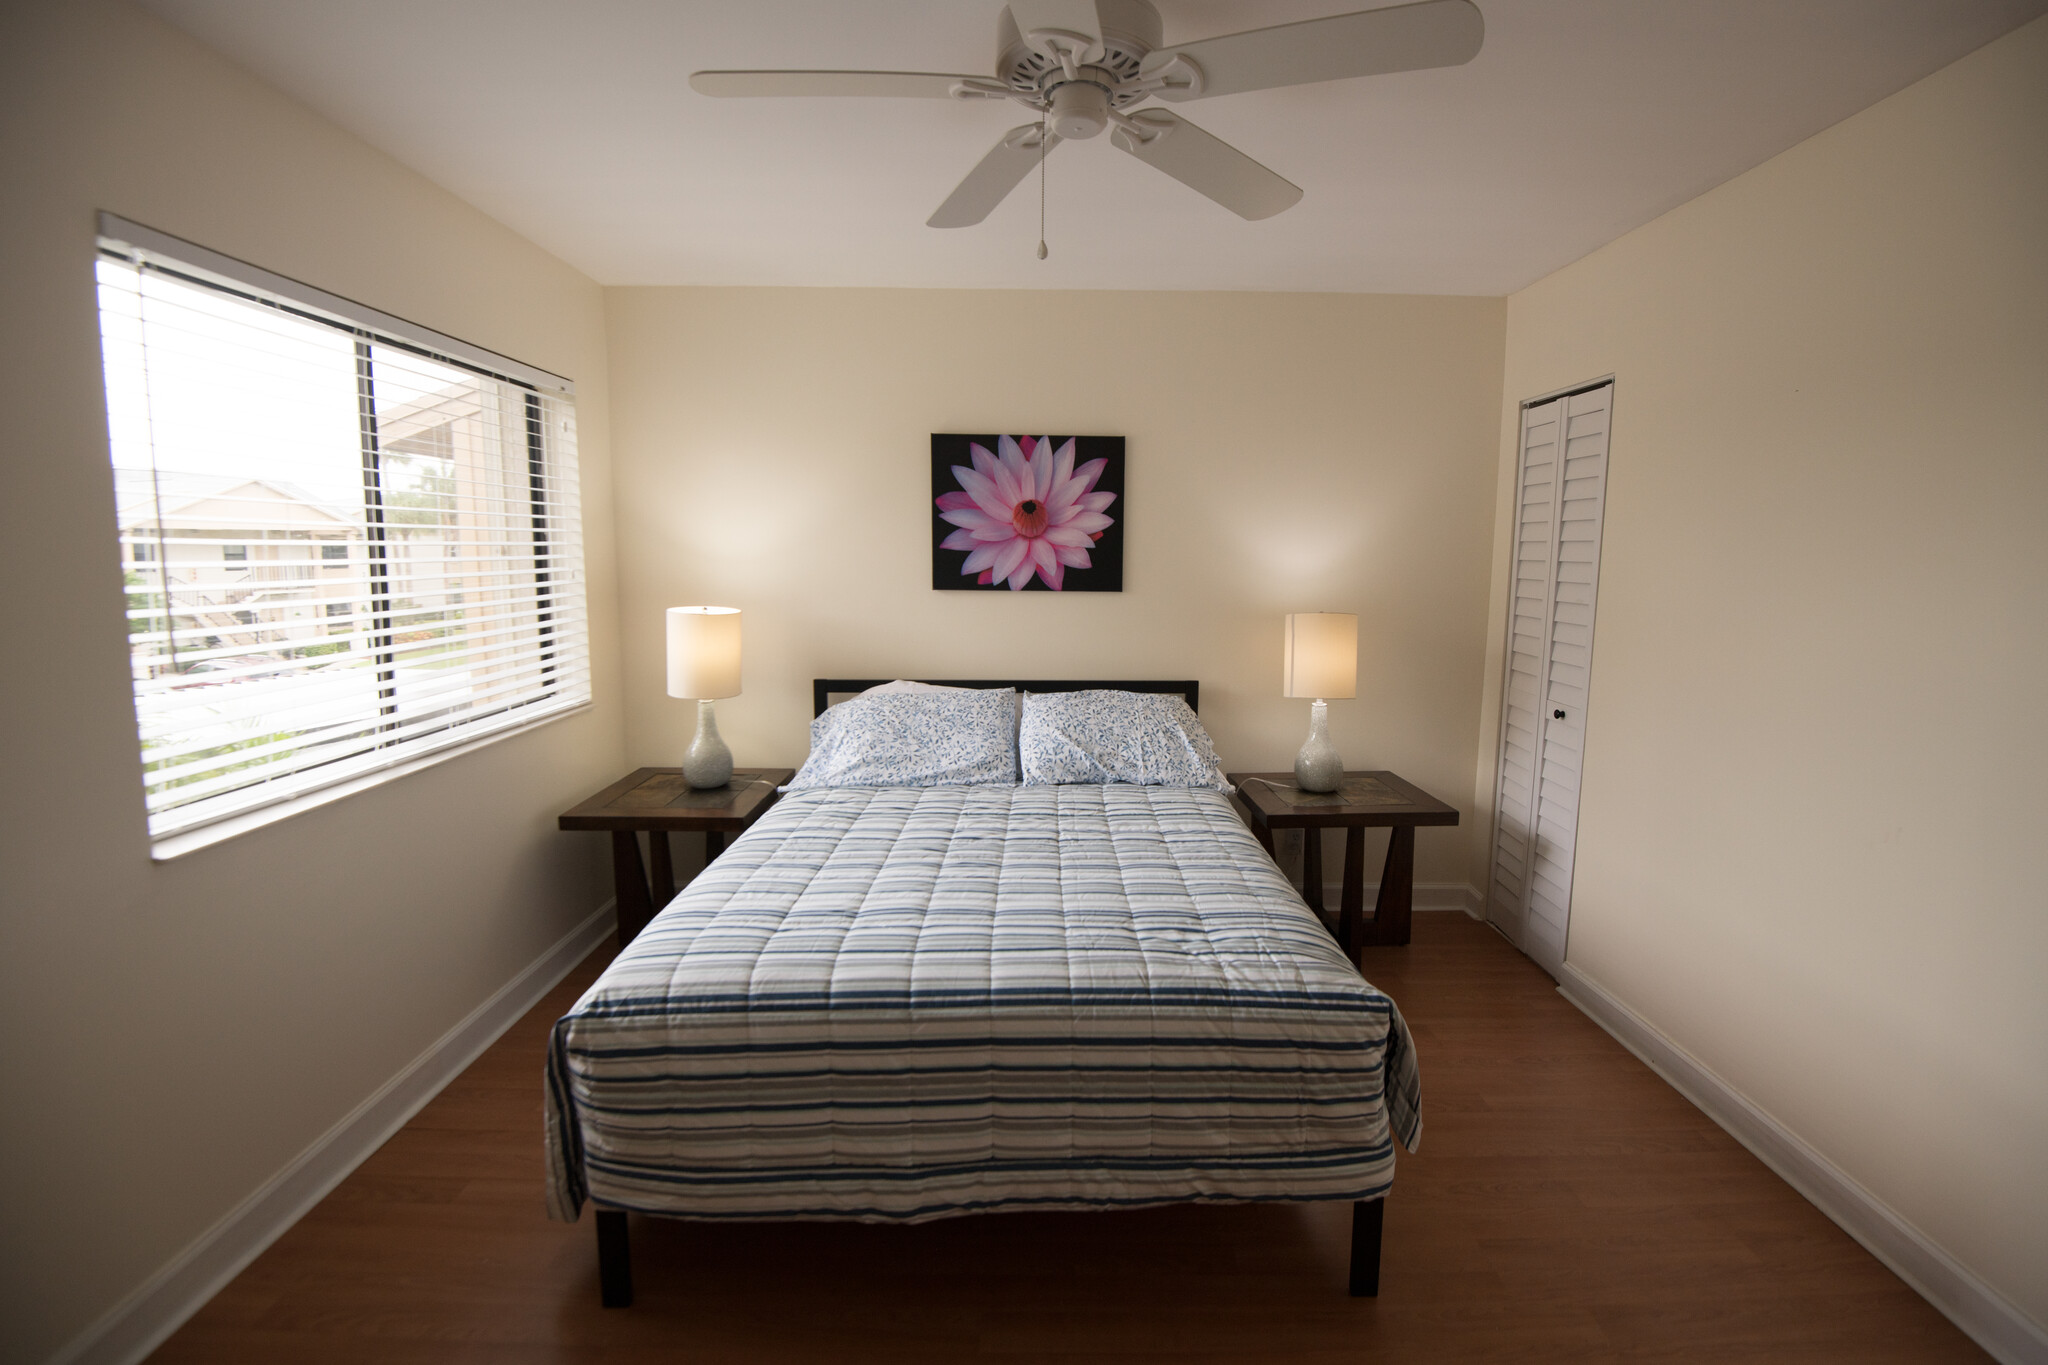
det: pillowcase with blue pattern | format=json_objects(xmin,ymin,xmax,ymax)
[
  {"xmin": 1018, "ymin": 690, "xmax": 1233, "ymax": 792},
  {"xmin": 785, "ymin": 688, "xmax": 1019, "ymax": 790}
]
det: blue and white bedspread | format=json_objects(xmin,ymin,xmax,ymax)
[{"xmin": 545, "ymin": 784, "xmax": 1421, "ymax": 1224}]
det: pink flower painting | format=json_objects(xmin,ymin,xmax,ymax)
[{"xmin": 931, "ymin": 434, "xmax": 1124, "ymax": 592}]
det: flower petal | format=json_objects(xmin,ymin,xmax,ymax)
[
  {"xmin": 1054, "ymin": 544, "xmax": 1092, "ymax": 568},
  {"xmin": 939, "ymin": 507, "xmax": 999, "ymax": 531},
  {"xmin": 1043, "ymin": 524, "xmax": 1094, "ymax": 548},
  {"xmin": 1043, "ymin": 556, "xmax": 1065, "ymax": 591},
  {"xmin": 1027, "ymin": 537, "xmax": 1058, "ymax": 582},
  {"xmin": 940, "ymin": 528, "xmax": 980, "ymax": 551},
  {"xmin": 961, "ymin": 544, "xmax": 999, "ymax": 574},
  {"xmin": 1077, "ymin": 490, "xmax": 1117, "ymax": 513},
  {"xmin": 990, "ymin": 537, "xmax": 1029, "ymax": 585},
  {"xmin": 1045, "ymin": 441, "xmax": 1082, "ymax": 516},
  {"xmin": 1032, "ymin": 439, "xmax": 1056, "ymax": 501},
  {"xmin": 941, "ymin": 509, "xmax": 1017, "ymax": 543},
  {"xmin": 1064, "ymin": 511, "xmax": 1113, "ymax": 535},
  {"xmin": 1007, "ymin": 561, "xmax": 1035, "ymax": 590},
  {"xmin": 970, "ymin": 444, "xmax": 1005, "ymax": 496},
  {"xmin": 935, "ymin": 490, "xmax": 978, "ymax": 512},
  {"xmin": 977, "ymin": 569, "xmax": 995, "ymax": 585},
  {"xmin": 997, "ymin": 437, "xmax": 1031, "ymax": 506},
  {"xmin": 1071, "ymin": 456, "xmax": 1107, "ymax": 497},
  {"xmin": 952, "ymin": 465, "xmax": 1012, "ymax": 521}
]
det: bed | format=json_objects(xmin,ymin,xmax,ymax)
[{"xmin": 545, "ymin": 679, "xmax": 1421, "ymax": 1306}]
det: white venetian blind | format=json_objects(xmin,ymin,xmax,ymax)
[
  {"xmin": 95, "ymin": 214, "xmax": 589, "ymax": 845},
  {"xmin": 1490, "ymin": 382, "xmax": 1612, "ymax": 975}
]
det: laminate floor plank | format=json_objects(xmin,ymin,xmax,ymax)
[{"xmin": 147, "ymin": 913, "xmax": 1988, "ymax": 1363}]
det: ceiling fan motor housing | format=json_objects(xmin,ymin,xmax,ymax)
[
  {"xmin": 998, "ymin": 0, "xmax": 1162, "ymax": 124},
  {"xmin": 1047, "ymin": 78, "xmax": 1113, "ymax": 138}
]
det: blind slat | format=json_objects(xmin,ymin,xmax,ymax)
[{"xmin": 135, "ymin": 646, "xmax": 596, "ymax": 761}]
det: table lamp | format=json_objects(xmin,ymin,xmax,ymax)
[
  {"xmin": 666, "ymin": 606, "xmax": 741, "ymax": 789},
  {"xmin": 1283, "ymin": 612, "xmax": 1357, "ymax": 793}
]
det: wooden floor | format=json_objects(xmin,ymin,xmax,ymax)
[{"xmin": 151, "ymin": 913, "xmax": 1985, "ymax": 1363}]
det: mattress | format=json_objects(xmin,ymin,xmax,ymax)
[{"xmin": 546, "ymin": 783, "xmax": 1420, "ymax": 1224}]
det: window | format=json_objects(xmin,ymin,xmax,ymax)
[{"xmin": 96, "ymin": 214, "xmax": 588, "ymax": 850}]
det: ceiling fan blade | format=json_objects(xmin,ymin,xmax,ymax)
[
  {"xmin": 1004, "ymin": 0, "xmax": 1107, "ymax": 64},
  {"xmin": 928, "ymin": 124, "xmax": 1063, "ymax": 229},
  {"xmin": 1110, "ymin": 110, "xmax": 1302, "ymax": 221},
  {"xmin": 1138, "ymin": 0, "xmax": 1483, "ymax": 103},
  {"xmin": 690, "ymin": 70, "xmax": 983, "ymax": 99}
]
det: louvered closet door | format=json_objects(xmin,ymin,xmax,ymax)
[{"xmin": 1490, "ymin": 383, "xmax": 1612, "ymax": 977}]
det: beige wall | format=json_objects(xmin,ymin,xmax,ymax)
[
  {"xmin": 0, "ymin": 4, "xmax": 622, "ymax": 1360},
  {"xmin": 16, "ymin": 0, "xmax": 2037, "ymax": 1352},
  {"xmin": 604, "ymin": 286, "xmax": 1505, "ymax": 888},
  {"xmin": 1476, "ymin": 15, "xmax": 2048, "ymax": 1328}
]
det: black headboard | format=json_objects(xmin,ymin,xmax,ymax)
[{"xmin": 814, "ymin": 679, "xmax": 1199, "ymax": 717}]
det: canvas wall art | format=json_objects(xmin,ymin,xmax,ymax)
[{"xmin": 931, "ymin": 434, "xmax": 1124, "ymax": 592}]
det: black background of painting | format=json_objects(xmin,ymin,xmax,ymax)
[{"xmin": 930, "ymin": 435, "xmax": 1125, "ymax": 592}]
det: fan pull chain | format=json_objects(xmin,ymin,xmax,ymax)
[{"xmin": 1037, "ymin": 115, "xmax": 1049, "ymax": 260}]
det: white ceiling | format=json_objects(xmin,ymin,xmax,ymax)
[{"xmin": 138, "ymin": 0, "xmax": 2043, "ymax": 295}]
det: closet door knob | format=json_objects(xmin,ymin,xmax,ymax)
[{"xmin": 1553, "ymin": 708, "xmax": 1566, "ymax": 719}]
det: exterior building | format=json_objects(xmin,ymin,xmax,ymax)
[{"xmin": 115, "ymin": 471, "xmax": 364, "ymax": 676}]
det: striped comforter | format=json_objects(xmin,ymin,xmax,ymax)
[{"xmin": 545, "ymin": 784, "xmax": 1421, "ymax": 1224}]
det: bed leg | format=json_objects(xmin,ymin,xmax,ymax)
[
  {"xmin": 1349, "ymin": 1199, "xmax": 1383, "ymax": 1297},
  {"xmin": 597, "ymin": 1210, "xmax": 633, "ymax": 1307}
]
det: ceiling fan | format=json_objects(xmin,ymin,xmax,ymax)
[{"xmin": 691, "ymin": 0, "xmax": 1484, "ymax": 230}]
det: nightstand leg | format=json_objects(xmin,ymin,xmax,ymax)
[
  {"xmin": 1349, "ymin": 1198, "xmax": 1384, "ymax": 1297},
  {"xmin": 1340, "ymin": 827, "xmax": 1366, "ymax": 962},
  {"xmin": 1302, "ymin": 827, "xmax": 1325, "ymax": 924},
  {"xmin": 597, "ymin": 1210, "xmax": 633, "ymax": 1308},
  {"xmin": 610, "ymin": 831, "xmax": 654, "ymax": 950},
  {"xmin": 704, "ymin": 830, "xmax": 726, "ymax": 864},
  {"xmin": 1369, "ymin": 825, "xmax": 1416, "ymax": 947},
  {"xmin": 647, "ymin": 831, "xmax": 675, "ymax": 907}
]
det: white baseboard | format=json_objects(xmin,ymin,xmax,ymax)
[
  {"xmin": 1557, "ymin": 962, "xmax": 2048, "ymax": 1365},
  {"xmin": 47, "ymin": 902, "xmax": 617, "ymax": 1365}
]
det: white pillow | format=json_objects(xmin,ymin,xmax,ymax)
[
  {"xmin": 1018, "ymin": 690, "xmax": 1233, "ymax": 792},
  {"xmin": 787, "ymin": 688, "xmax": 1018, "ymax": 790},
  {"xmin": 860, "ymin": 678, "xmax": 1025, "ymax": 733}
]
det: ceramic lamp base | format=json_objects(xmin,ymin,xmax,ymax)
[
  {"xmin": 684, "ymin": 698, "xmax": 733, "ymax": 789},
  {"xmin": 1294, "ymin": 698, "xmax": 1343, "ymax": 793}
]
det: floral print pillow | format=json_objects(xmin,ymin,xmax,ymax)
[
  {"xmin": 1018, "ymin": 690, "xmax": 1233, "ymax": 792},
  {"xmin": 785, "ymin": 689, "xmax": 1019, "ymax": 790}
]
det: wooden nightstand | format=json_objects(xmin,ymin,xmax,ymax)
[
  {"xmin": 559, "ymin": 767, "xmax": 795, "ymax": 947},
  {"xmin": 1228, "ymin": 771, "xmax": 1458, "ymax": 957}
]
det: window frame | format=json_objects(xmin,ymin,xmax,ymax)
[{"xmin": 95, "ymin": 213, "xmax": 589, "ymax": 859}]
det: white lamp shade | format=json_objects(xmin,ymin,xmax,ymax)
[
  {"xmin": 666, "ymin": 606, "xmax": 742, "ymax": 699},
  {"xmin": 1283, "ymin": 612, "xmax": 1358, "ymax": 699}
]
